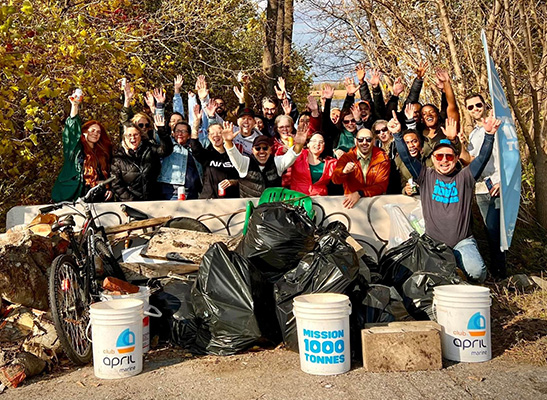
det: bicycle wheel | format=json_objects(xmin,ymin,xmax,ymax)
[
  {"xmin": 94, "ymin": 238, "xmax": 126, "ymax": 280},
  {"xmin": 48, "ymin": 254, "xmax": 92, "ymax": 365}
]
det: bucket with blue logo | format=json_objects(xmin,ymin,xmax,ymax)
[
  {"xmin": 433, "ymin": 285, "xmax": 492, "ymax": 362},
  {"xmin": 89, "ymin": 299, "xmax": 144, "ymax": 379}
]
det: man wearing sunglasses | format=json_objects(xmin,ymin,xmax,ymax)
[
  {"xmin": 332, "ymin": 128, "xmax": 391, "ymax": 208},
  {"xmin": 462, "ymin": 93, "xmax": 506, "ymax": 279},
  {"xmin": 391, "ymin": 111, "xmax": 502, "ymax": 283},
  {"xmin": 222, "ymin": 121, "xmax": 306, "ymax": 198}
]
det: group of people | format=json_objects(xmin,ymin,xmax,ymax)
[{"xmin": 51, "ymin": 64, "xmax": 506, "ymax": 282}]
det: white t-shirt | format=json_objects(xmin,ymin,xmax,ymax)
[
  {"xmin": 467, "ymin": 125, "xmax": 499, "ymax": 193},
  {"xmin": 232, "ymin": 128, "xmax": 260, "ymax": 157}
]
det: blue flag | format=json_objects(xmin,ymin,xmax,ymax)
[{"xmin": 481, "ymin": 30, "xmax": 521, "ymax": 250}]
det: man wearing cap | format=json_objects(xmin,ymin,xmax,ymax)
[
  {"xmin": 331, "ymin": 128, "xmax": 391, "ymax": 209},
  {"xmin": 390, "ymin": 111, "xmax": 502, "ymax": 283},
  {"xmin": 222, "ymin": 121, "xmax": 306, "ymax": 198},
  {"xmin": 232, "ymin": 108, "xmax": 261, "ymax": 157}
]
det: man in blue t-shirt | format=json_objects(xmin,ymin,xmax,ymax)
[{"xmin": 389, "ymin": 111, "xmax": 501, "ymax": 282}]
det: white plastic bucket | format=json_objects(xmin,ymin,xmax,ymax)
[
  {"xmin": 89, "ymin": 299, "xmax": 144, "ymax": 379},
  {"xmin": 101, "ymin": 286, "xmax": 162, "ymax": 353},
  {"xmin": 293, "ymin": 293, "xmax": 352, "ymax": 375},
  {"xmin": 433, "ymin": 285, "xmax": 492, "ymax": 362}
]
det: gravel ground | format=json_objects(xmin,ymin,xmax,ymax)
[{"xmin": 3, "ymin": 347, "xmax": 547, "ymax": 400}]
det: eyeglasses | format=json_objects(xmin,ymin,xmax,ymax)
[
  {"xmin": 375, "ymin": 127, "xmax": 389, "ymax": 134},
  {"xmin": 467, "ymin": 103, "xmax": 483, "ymax": 111},
  {"xmin": 138, "ymin": 123, "xmax": 151, "ymax": 129},
  {"xmin": 433, "ymin": 153, "xmax": 455, "ymax": 162},
  {"xmin": 174, "ymin": 130, "xmax": 188, "ymax": 134},
  {"xmin": 254, "ymin": 145, "xmax": 270, "ymax": 151},
  {"xmin": 356, "ymin": 137, "xmax": 373, "ymax": 143},
  {"xmin": 343, "ymin": 119, "xmax": 356, "ymax": 124},
  {"xmin": 277, "ymin": 125, "xmax": 292, "ymax": 130},
  {"xmin": 309, "ymin": 140, "xmax": 325, "ymax": 144}
]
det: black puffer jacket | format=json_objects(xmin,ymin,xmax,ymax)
[{"xmin": 111, "ymin": 125, "xmax": 173, "ymax": 201}]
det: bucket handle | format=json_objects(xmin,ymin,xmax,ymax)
[
  {"xmin": 145, "ymin": 304, "xmax": 162, "ymax": 318},
  {"xmin": 86, "ymin": 321, "xmax": 92, "ymax": 343}
]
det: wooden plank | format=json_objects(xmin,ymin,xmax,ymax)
[
  {"xmin": 141, "ymin": 227, "xmax": 233, "ymax": 264},
  {"xmin": 104, "ymin": 216, "xmax": 172, "ymax": 235},
  {"xmin": 120, "ymin": 262, "xmax": 199, "ymax": 281}
]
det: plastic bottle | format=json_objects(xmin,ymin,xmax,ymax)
[{"xmin": 408, "ymin": 214, "xmax": 424, "ymax": 235}]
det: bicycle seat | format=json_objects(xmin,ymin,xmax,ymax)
[
  {"xmin": 120, "ymin": 204, "xmax": 149, "ymax": 221},
  {"xmin": 51, "ymin": 215, "xmax": 76, "ymax": 232}
]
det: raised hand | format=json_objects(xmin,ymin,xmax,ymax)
[
  {"xmin": 193, "ymin": 104, "xmax": 202, "ymax": 121},
  {"xmin": 174, "ymin": 75, "xmax": 184, "ymax": 94},
  {"xmin": 367, "ymin": 68, "xmax": 382, "ymax": 88},
  {"xmin": 355, "ymin": 63, "xmax": 366, "ymax": 83},
  {"xmin": 392, "ymin": 77, "xmax": 404, "ymax": 97},
  {"xmin": 334, "ymin": 149, "xmax": 345, "ymax": 159},
  {"xmin": 204, "ymin": 100, "xmax": 216, "ymax": 118},
  {"xmin": 387, "ymin": 110, "xmax": 401, "ymax": 134},
  {"xmin": 274, "ymin": 77, "xmax": 287, "ymax": 100},
  {"xmin": 282, "ymin": 98, "xmax": 291, "ymax": 115},
  {"xmin": 233, "ymin": 86, "xmax": 244, "ymax": 103},
  {"xmin": 294, "ymin": 118, "xmax": 308, "ymax": 146},
  {"xmin": 221, "ymin": 121, "xmax": 237, "ymax": 142},
  {"xmin": 154, "ymin": 113, "xmax": 165, "ymax": 128},
  {"xmin": 322, "ymin": 83, "xmax": 334, "ymax": 99},
  {"xmin": 123, "ymin": 82, "xmax": 134, "ymax": 104},
  {"xmin": 144, "ymin": 91, "xmax": 156, "ymax": 113},
  {"xmin": 344, "ymin": 77, "xmax": 360, "ymax": 96},
  {"xmin": 196, "ymin": 75, "xmax": 209, "ymax": 99},
  {"xmin": 416, "ymin": 61, "xmax": 428, "ymax": 80},
  {"xmin": 435, "ymin": 68, "xmax": 449, "ymax": 90},
  {"xmin": 68, "ymin": 89, "xmax": 83, "ymax": 106},
  {"xmin": 350, "ymin": 103, "xmax": 361, "ymax": 122},
  {"xmin": 441, "ymin": 117, "xmax": 458, "ymax": 140},
  {"xmin": 483, "ymin": 110, "xmax": 502, "ymax": 134},
  {"xmin": 306, "ymin": 94, "xmax": 319, "ymax": 114},
  {"xmin": 404, "ymin": 103, "xmax": 415, "ymax": 121},
  {"xmin": 153, "ymin": 87, "xmax": 166, "ymax": 104}
]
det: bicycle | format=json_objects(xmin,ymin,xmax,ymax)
[{"xmin": 40, "ymin": 178, "xmax": 126, "ymax": 365}]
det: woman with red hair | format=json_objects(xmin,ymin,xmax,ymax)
[{"xmin": 52, "ymin": 90, "xmax": 113, "ymax": 202}]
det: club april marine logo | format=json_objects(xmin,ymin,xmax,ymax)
[
  {"xmin": 116, "ymin": 328, "xmax": 136, "ymax": 353},
  {"xmin": 467, "ymin": 311, "xmax": 486, "ymax": 337}
]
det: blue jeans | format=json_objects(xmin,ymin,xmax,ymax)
[
  {"xmin": 453, "ymin": 237, "xmax": 487, "ymax": 283},
  {"xmin": 476, "ymin": 193, "xmax": 507, "ymax": 278}
]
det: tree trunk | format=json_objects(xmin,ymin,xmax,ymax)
[
  {"xmin": 274, "ymin": 0, "xmax": 285, "ymax": 79},
  {"xmin": 282, "ymin": 0, "xmax": 294, "ymax": 77},
  {"xmin": 534, "ymin": 152, "xmax": 547, "ymax": 229},
  {"xmin": 263, "ymin": 0, "xmax": 279, "ymax": 95}
]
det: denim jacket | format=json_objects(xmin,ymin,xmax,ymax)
[{"xmin": 158, "ymin": 139, "xmax": 202, "ymax": 185}]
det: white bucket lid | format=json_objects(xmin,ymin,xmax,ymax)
[
  {"xmin": 293, "ymin": 293, "xmax": 350, "ymax": 308},
  {"xmin": 433, "ymin": 285, "xmax": 490, "ymax": 297},
  {"xmin": 90, "ymin": 298, "xmax": 144, "ymax": 315}
]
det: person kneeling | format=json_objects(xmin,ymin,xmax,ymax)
[
  {"xmin": 391, "ymin": 111, "xmax": 501, "ymax": 283},
  {"xmin": 222, "ymin": 121, "xmax": 306, "ymax": 198}
]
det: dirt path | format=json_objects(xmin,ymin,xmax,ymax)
[{"xmin": 3, "ymin": 348, "xmax": 547, "ymax": 400}]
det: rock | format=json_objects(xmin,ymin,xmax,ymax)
[
  {"xmin": 0, "ymin": 233, "xmax": 52, "ymax": 310},
  {"xmin": 502, "ymin": 274, "xmax": 536, "ymax": 292}
]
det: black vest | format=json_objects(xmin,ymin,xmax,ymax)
[{"xmin": 239, "ymin": 156, "xmax": 281, "ymax": 198}]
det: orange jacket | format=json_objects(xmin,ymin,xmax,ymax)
[{"xmin": 332, "ymin": 146, "xmax": 390, "ymax": 196}]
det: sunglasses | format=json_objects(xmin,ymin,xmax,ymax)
[
  {"xmin": 138, "ymin": 122, "xmax": 151, "ymax": 129},
  {"xmin": 343, "ymin": 119, "xmax": 356, "ymax": 124},
  {"xmin": 375, "ymin": 127, "xmax": 389, "ymax": 134},
  {"xmin": 433, "ymin": 153, "xmax": 455, "ymax": 162},
  {"xmin": 254, "ymin": 145, "xmax": 270, "ymax": 151},
  {"xmin": 356, "ymin": 137, "xmax": 373, "ymax": 143},
  {"xmin": 467, "ymin": 102, "xmax": 483, "ymax": 111}
]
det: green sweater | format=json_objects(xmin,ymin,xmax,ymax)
[{"xmin": 51, "ymin": 116, "xmax": 84, "ymax": 202}]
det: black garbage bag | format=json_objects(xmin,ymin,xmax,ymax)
[
  {"xmin": 192, "ymin": 242, "xmax": 263, "ymax": 355},
  {"xmin": 378, "ymin": 232, "xmax": 460, "ymax": 319},
  {"xmin": 402, "ymin": 272, "xmax": 458, "ymax": 320},
  {"xmin": 237, "ymin": 202, "xmax": 316, "ymax": 283},
  {"xmin": 274, "ymin": 223, "xmax": 361, "ymax": 351},
  {"xmin": 149, "ymin": 276, "xmax": 198, "ymax": 349}
]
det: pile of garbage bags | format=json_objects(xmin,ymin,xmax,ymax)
[{"xmin": 149, "ymin": 202, "xmax": 460, "ymax": 358}]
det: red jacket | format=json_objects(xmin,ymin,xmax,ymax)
[
  {"xmin": 288, "ymin": 149, "xmax": 336, "ymax": 195},
  {"xmin": 332, "ymin": 146, "xmax": 390, "ymax": 196}
]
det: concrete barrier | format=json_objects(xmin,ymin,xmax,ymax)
[{"xmin": 6, "ymin": 194, "xmax": 419, "ymax": 253}]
